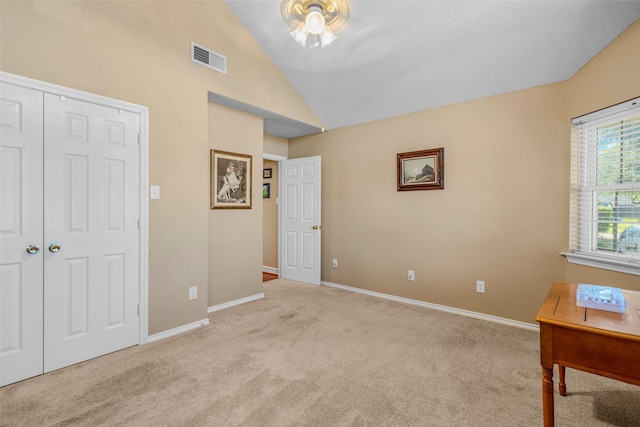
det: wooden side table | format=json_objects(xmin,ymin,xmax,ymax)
[{"xmin": 535, "ymin": 282, "xmax": 640, "ymax": 427}]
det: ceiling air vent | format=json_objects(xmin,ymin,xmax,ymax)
[{"xmin": 191, "ymin": 42, "xmax": 227, "ymax": 74}]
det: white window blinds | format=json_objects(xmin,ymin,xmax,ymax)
[{"xmin": 569, "ymin": 97, "xmax": 640, "ymax": 271}]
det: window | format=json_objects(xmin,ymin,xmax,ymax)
[{"xmin": 565, "ymin": 97, "xmax": 640, "ymax": 275}]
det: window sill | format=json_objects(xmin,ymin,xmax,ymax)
[{"xmin": 561, "ymin": 252, "xmax": 640, "ymax": 276}]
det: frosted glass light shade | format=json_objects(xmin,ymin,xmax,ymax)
[
  {"xmin": 290, "ymin": 22, "xmax": 309, "ymax": 46},
  {"xmin": 320, "ymin": 26, "xmax": 337, "ymax": 47}
]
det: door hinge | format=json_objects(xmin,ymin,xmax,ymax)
[
  {"xmin": 138, "ymin": 134, "xmax": 141, "ymax": 145},
  {"xmin": 137, "ymin": 304, "xmax": 141, "ymax": 315},
  {"xmin": 138, "ymin": 218, "xmax": 140, "ymax": 230}
]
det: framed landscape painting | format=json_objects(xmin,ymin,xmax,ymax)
[
  {"xmin": 211, "ymin": 150, "xmax": 252, "ymax": 209},
  {"xmin": 397, "ymin": 148, "xmax": 444, "ymax": 191}
]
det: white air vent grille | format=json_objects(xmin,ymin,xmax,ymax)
[{"xmin": 191, "ymin": 42, "xmax": 227, "ymax": 74}]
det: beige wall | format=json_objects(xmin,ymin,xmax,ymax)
[
  {"xmin": 262, "ymin": 160, "xmax": 279, "ymax": 270},
  {"xmin": 262, "ymin": 133, "xmax": 285, "ymax": 271},
  {"xmin": 0, "ymin": 1, "xmax": 322, "ymax": 334},
  {"xmin": 290, "ymin": 84, "xmax": 570, "ymax": 324},
  {"xmin": 264, "ymin": 133, "xmax": 289, "ymax": 158},
  {"xmin": 208, "ymin": 105, "xmax": 264, "ymax": 306},
  {"xmin": 568, "ymin": 19, "xmax": 640, "ymax": 120}
]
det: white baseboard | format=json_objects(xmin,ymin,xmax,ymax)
[
  {"xmin": 208, "ymin": 293, "xmax": 264, "ymax": 313},
  {"xmin": 263, "ymin": 266, "xmax": 278, "ymax": 275},
  {"xmin": 147, "ymin": 318, "xmax": 210, "ymax": 343},
  {"xmin": 321, "ymin": 281, "xmax": 539, "ymax": 331},
  {"xmin": 147, "ymin": 292, "xmax": 265, "ymax": 342}
]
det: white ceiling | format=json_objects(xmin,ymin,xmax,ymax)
[{"xmin": 225, "ymin": 1, "xmax": 640, "ymax": 131}]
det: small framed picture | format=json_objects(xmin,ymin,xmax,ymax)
[
  {"xmin": 263, "ymin": 183, "xmax": 271, "ymax": 198},
  {"xmin": 211, "ymin": 150, "xmax": 252, "ymax": 209},
  {"xmin": 397, "ymin": 148, "xmax": 444, "ymax": 191},
  {"xmin": 263, "ymin": 168, "xmax": 272, "ymax": 179}
]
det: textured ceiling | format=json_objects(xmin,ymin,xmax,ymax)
[{"xmin": 225, "ymin": 1, "xmax": 640, "ymax": 132}]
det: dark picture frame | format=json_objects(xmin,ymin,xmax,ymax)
[
  {"xmin": 263, "ymin": 168, "xmax": 272, "ymax": 179},
  {"xmin": 263, "ymin": 183, "xmax": 271, "ymax": 198},
  {"xmin": 211, "ymin": 149, "xmax": 252, "ymax": 209},
  {"xmin": 397, "ymin": 148, "xmax": 444, "ymax": 191}
]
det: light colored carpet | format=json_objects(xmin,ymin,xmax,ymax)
[{"xmin": 1, "ymin": 279, "xmax": 639, "ymax": 426}]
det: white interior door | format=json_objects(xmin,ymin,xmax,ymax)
[
  {"xmin": 43, "ymin": 94, "xmax": 140, "ymax": 372},
  {"xmin": 280, "ymin": 156, "xmax": 321, "ymax": 285},
  {"xmin": 0, "ymin": 82, "xmax": 45, "ymax": 386}
]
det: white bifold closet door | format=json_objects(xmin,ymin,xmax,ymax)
[
  {"xmin": 0, "ymin": 82, "xmax": 45, "ymax": 386},
  {"xmin": 0, "ymin": 82, "xmax": 141, "ymax": 386}
]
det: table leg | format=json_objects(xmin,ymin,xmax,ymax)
[
  {"xmin": 542, "ymin": 366, "xmax": 555, "ymax": 427},
  {"xmin": 558, "ymin": 365, "xmax": 566, "ymax": 396}
]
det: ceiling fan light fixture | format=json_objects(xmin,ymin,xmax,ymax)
[{"xmin": 281, "ymin": 0, "xmax": 349, "ymax": 48}]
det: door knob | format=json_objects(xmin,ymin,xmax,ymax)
[
  {"xmin": 26, "ymin": 244, "xmax": 40, "ymax": 255},
  {"xmin": 49, "ymin": 243, "xmax": 61, "ymax": 253},
  {"xmin": 312, "ymin": 225, "xmax": 321, "ymax": 230}
]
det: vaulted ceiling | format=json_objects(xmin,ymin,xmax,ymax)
[{"xmin": 225, "ymin": 1, "xmax": 640, "ymax": 132}]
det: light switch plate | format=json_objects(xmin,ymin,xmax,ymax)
[{"xmin": 150, "ymin": 185, "xmax": 160, "ymax": 200}]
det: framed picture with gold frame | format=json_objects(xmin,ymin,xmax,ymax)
[
  {"xmin": 211, "ymin": 150, "xmax": 252, "ymax": 209},
  {"xmin": 397, "ymin": 148, "xmax": 444, "ymax": 191}
]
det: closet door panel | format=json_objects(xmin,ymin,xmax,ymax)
[
  {"xmin": 43, "ymin": 94, "xmax": 140, "ymax": 372},
  {"xmin": 0, "ymin": 82, "xmax": 44, "ymax": 387}
]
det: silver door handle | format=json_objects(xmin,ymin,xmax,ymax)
[
  {"xmin": 26, "ymin": 244, "xmax": 40, "ymax": 255},
  {"xmin": 49, "ymin": 243, "xmax": 61, "ymax": 253}
]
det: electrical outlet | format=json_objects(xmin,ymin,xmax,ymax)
[
  {"xmin": 476, "ymin": 280, "xmax": 485, "ymax": 293},
  {"xmin": 408, "ymin": 270, "xmax": 415, "ymax": 281},
  {"xmin": 332, "ymin": 258, "xmax": 338, "ymax": 269},
  {"xmin": 189, "ymin": 286, "xmax": 197, "ymax": 300}
]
